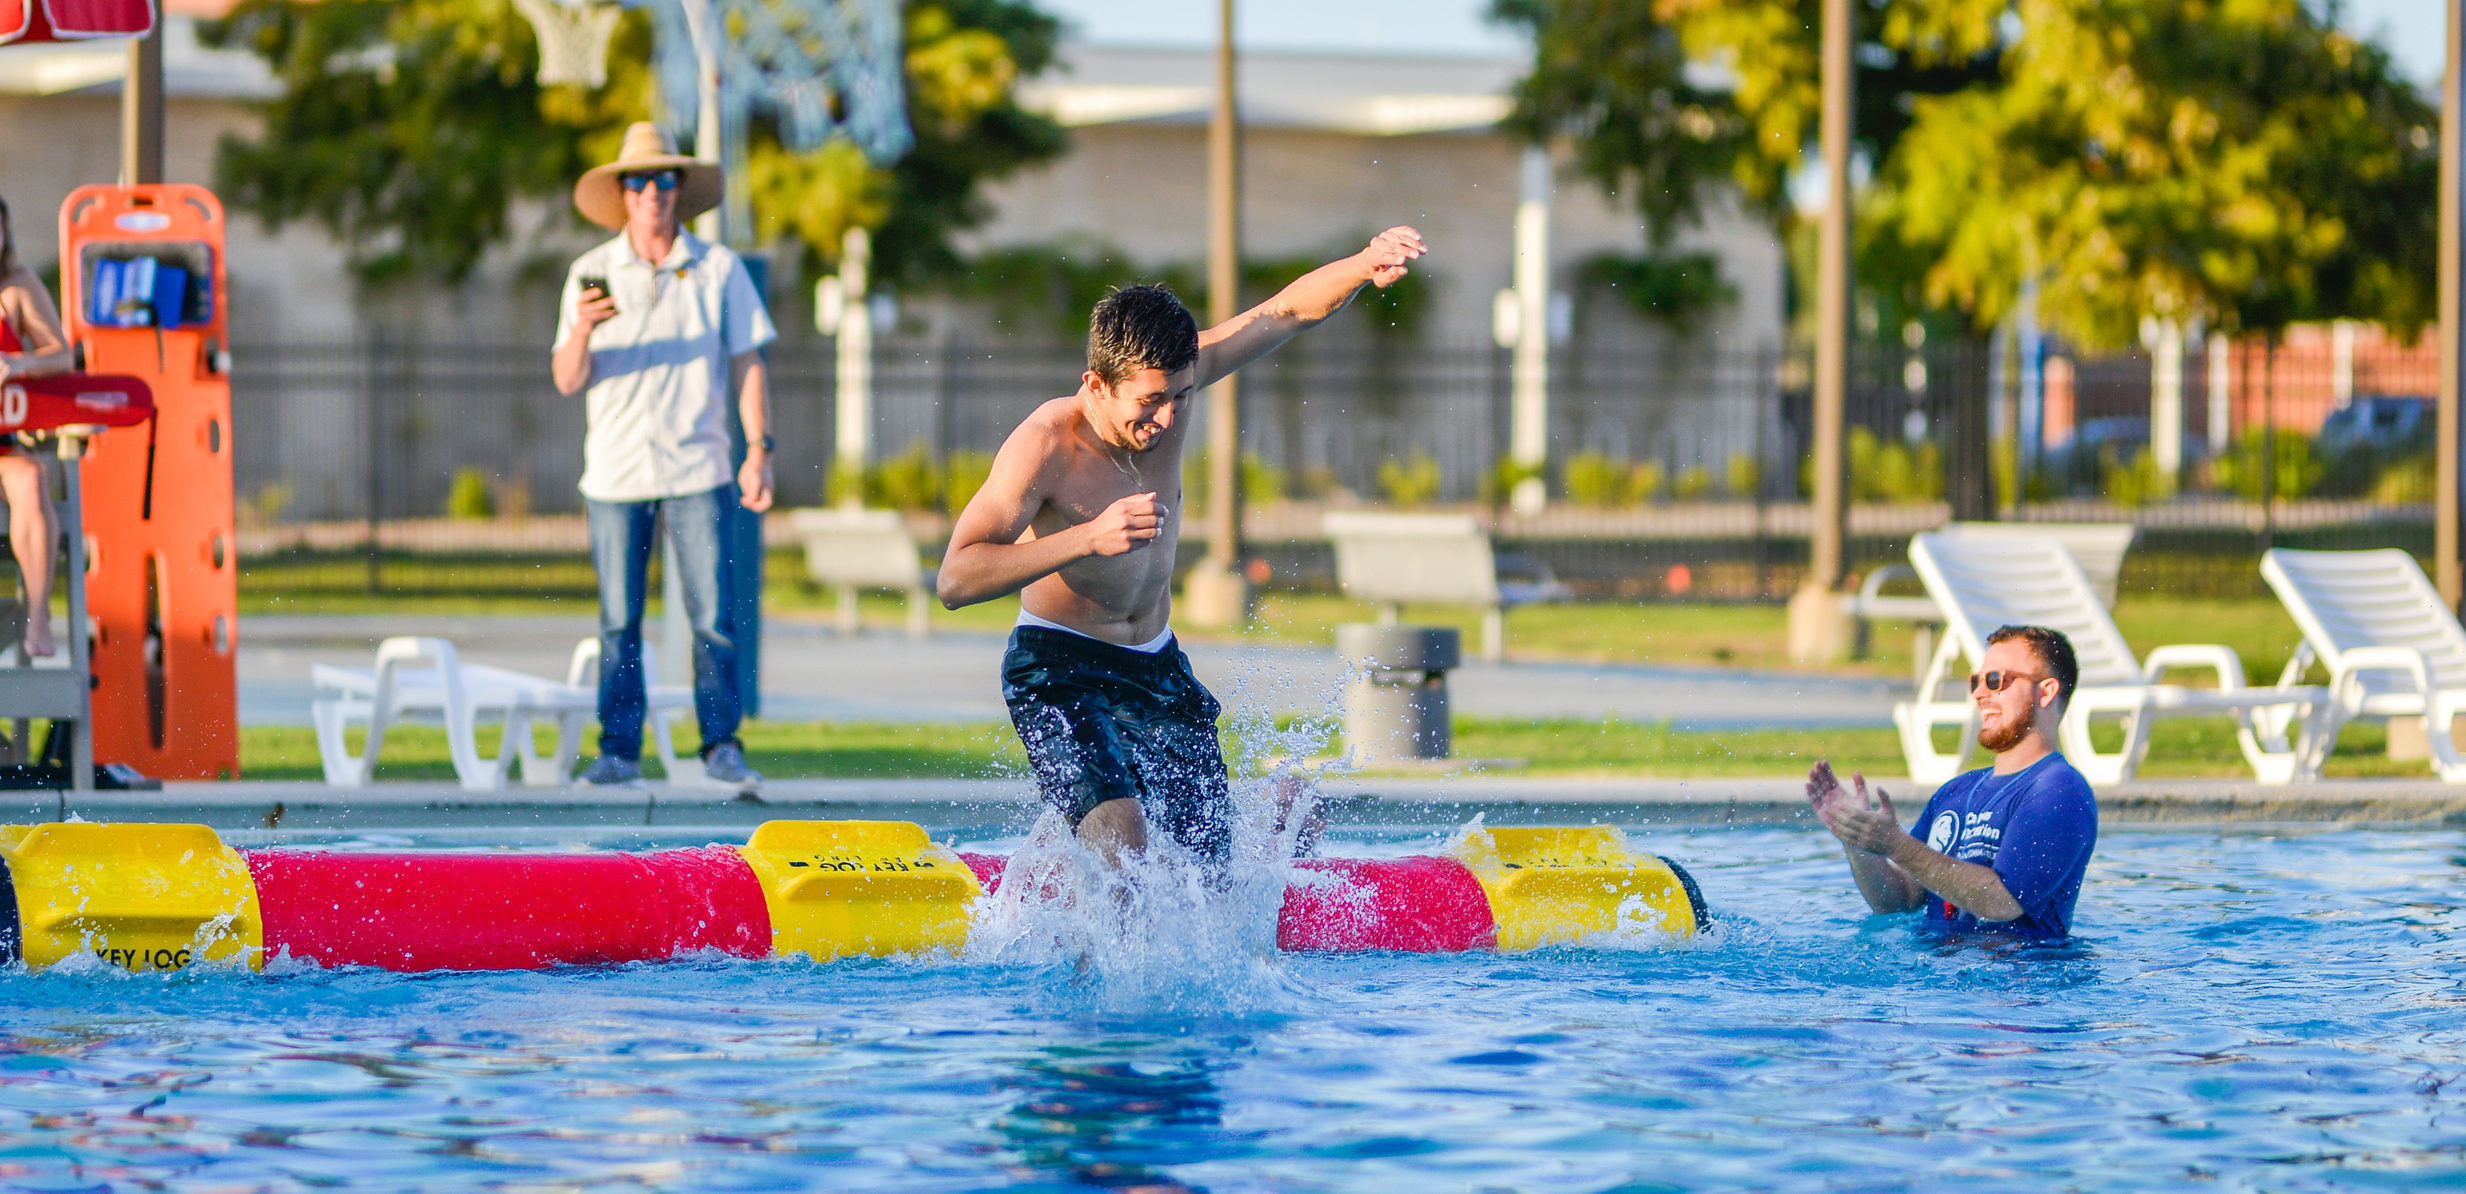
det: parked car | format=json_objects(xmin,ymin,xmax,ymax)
[
  {"xmin": 2315, "ymin": 395, "xmax": 2430, "ymax": 459},
  {"xmin": 2039, "ymin": 416, "xmax": 2216, "ymax": 497}
]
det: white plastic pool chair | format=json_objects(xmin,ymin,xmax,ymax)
[
  {"xmin": 311, "ymin": 637, "xmax": 691, "ymax": 789},
  {"xmin": 2260, "ymin": 548, "xmax": 2466, "ymax": 782},
  {"xmin": 1850, "ymin": 521, "xmax": 2138, "ymax": 679},
  {"xmin": 1895, "ymin": 532, "xmax": 2326, "ymax": 785}
]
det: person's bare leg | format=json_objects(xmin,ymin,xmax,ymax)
[
  {"xmin": 0, "ymin": 455, "xmax": 57, "ymax": 657},
  {"xmin": 1076, "ymin": 797, "xmax": 1148, "ymax": 869},
  {"xmin": 1270, "ymin": 772, "xmax": 1325, "ymax": 857}
]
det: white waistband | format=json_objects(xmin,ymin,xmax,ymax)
[{"xmin": 1016, "ymin": 608, "xmax": 1175, "ymax": 653}]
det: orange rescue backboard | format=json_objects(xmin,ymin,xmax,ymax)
[{"xmin": 59, "ymin": 184, "xmax": 240, "ymax": 779}]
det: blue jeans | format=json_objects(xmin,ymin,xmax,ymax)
[{"xmin": 587, "ymin": 487, "xmax": 741, "ymax": 760}]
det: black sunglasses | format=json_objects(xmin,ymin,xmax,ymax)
[
  {"xmin": 1968, "ymin": 670, "xmax": 2047, "ymax": 694},
  {"xmin": 621, "ymin": 170, "xmax": 681, "ymax": 193}
]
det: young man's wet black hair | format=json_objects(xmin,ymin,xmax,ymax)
[{"xmin": 1086, "ymin": 285, "xmax": 1199, "ymax": 385}]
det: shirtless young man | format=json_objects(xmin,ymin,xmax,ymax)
[{"xmin": 937, "ymin": 227, "xmax": 1428, "ymax": 867}]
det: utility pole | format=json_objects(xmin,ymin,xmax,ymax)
[
  {"xmin": 120, "ymin": 20, "xmax": 163, "ymax": 184},
  {"xmin": 1507, "ymin": 147, "xmax": 1552, "ymax": 516},
  {"xmin": 1184, "ymin": 0, "xmax": 1249, "ymax": 626},
  {"xmin": 683, "ymin": 0, "xmax": 725, "ymax": 245},
  {"xmin": 829, "ymin": 227, "xmax": 874, "ymax": 505},
  {"xmin": 672, "ymin": 0, "xmax": 725, "ymax": 687},
  {"xmin": 2440, "ymin": 0, "xmax": 2462, "ymax": 611},
  {"xmin": 1788, "ymin": 0, "xmax": 1854, "ymax": 661}
]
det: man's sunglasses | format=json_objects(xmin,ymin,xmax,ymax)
[
  {"xmin": 1968, "ymin": 670, "xmax": 2047, "ymax": 694},
  {"xmin": 621, "ymin": 170, "xmax": 681, "ymax": 193}
]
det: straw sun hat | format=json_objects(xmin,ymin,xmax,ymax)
[{"xmin": 572, "ymin": 121, "xmax": 724, "ymax": 230}]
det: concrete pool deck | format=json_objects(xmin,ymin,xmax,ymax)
[
  {"xmin": 239, "ymin": 615, "xmax": 1899, "ymax": 729},
  {"xmin": 16, "ymin": 776, "xmax": 2466, "ymax": 832}
]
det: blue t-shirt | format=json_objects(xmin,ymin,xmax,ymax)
[{"xmin": 1909, "ymin": 754, "xmax": 2097, "ymax": 940}]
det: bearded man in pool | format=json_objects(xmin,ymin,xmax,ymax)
[
  {"xmin": 937, "ymin": 227, "xmax": 1428, "ymax": 871},
  {"xmin": 1806, "ymin": 624, "xmax": 2099, "ymax": 941}
]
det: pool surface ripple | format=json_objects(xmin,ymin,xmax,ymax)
[{"xmin": 0, "ymin": 826, "xmax": 2459, "ymax": 1191}]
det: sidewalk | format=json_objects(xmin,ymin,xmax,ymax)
[
  {"xmin": 20, "ymin": 776, "xmax": 2464, "ymax": 833},
  {"xmin": 239, "ymin": 614, "xmax": 1899, "ymax": 729}
]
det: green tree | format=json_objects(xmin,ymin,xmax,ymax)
[
  {"xmin": 1868, "ymin": 0, "xmax": 2436, "ymax": 347},
  {"xmin": 202, "ymin": 0, "xmax": 635, "ymax": 282},
  {"xmin": 1488, "ymin": 0, "xmax": 1747, "ymax": 240},
  {"xmin": 1492, "ymin": 0, "xmax": 2433, "ymax": 345},
  {"xmin": 202, "ymin": 0, "xmax": 1066, "ymax": 286},
  {"xmin": 1492, "ymin": 0, "xmax": 1999, "ymax": 230}
]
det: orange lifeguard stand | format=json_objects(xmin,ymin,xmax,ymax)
[{"xmin": 58, "ymin": 184, "xmax": 240, "ymax": 780}]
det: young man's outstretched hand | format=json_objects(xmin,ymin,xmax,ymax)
[{"xmin": 1357, "ymin": 227, "xmax": 1427, "ymax": 289}]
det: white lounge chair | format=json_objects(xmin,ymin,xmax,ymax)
[
  {"xmin": 1850, "ymin": 521, "xmax": 2137, "ymax": 679},
  {"xmin": 2260, "ymin": 548, "xmax": 2466, "ymax": 782},
  {"xmin": 789, "ymin": 507, "xmax": 934, "ymax": 638},
  {"xmin": 312, "ymin": 637, "xmax": 691, "ymax": 789},
  {"xmin": 1894, "ymin": 532, "xmax": 2324, "ymax": 785},
  {"xmin": 1322, "ymin": 511, "xmax": 1570, "ymax": 663}
]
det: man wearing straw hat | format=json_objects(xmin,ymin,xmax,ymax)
[{"xmin": 553, "ymin": 121, "xmax": 776, "ymax": 789}]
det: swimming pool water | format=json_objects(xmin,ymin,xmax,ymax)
[{"xmin": 0, "ymin": 824, "xmax": 2459, "ymax": 1191}]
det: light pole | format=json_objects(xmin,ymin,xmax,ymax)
[
  {"xmin": 2440, "ymin": 0, "xmax": 2462, "ymax": 610},
  {"xmin": 121, "ymin": 18, "xmax": 163, "ymax": 185},
  {"xmin": 1508, "ymin": 146, "xmax": 1552, "ymax": 516},
  {"xmin": 1788, "ymin": 0, "xmax": 1854, "ymax": 661},
  {"xmin": 1184, "ymin": 0, "xmax": 1250, "ymax": 626}
]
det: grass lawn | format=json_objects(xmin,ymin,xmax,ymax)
[
  {"xmin": 1202, "ymin": 591, "xmax": 2320, "ymax": 683},
  {"xmin": 241, "ymin": 550, "xmax": 2322, "ymax": 685},
  {"xmin": 235, "ymin": 713, "xmax": 2419, "ymax": 783},
  {"xmin": 240, "ymin": 721, "xmax": 1032, "ymax": 783}
]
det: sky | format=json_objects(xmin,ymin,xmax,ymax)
[{"xmin": 1037, "ymin": 0, "xmax": 2444, "ymax": 86}]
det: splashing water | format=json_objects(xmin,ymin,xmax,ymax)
[{"xmin": 965, "ymin": 664, "xmax": 1356, "ymax": 1016}]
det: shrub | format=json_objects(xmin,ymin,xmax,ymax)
[
  {"xmin": 1847, "ymin": 427, "xmax": 1942, "ymax": 503},
  {"xmin": 1628, "ymin": 460, "xmax": 1666, "ymax": 504},
  {"xmin": 942, "ymin": 450, "xmax": 995, "ymax": 514},
  {"xmin": 445, "ymin": 467, "xmax": 494, "ymax": 520},
  {"xmin": 1563, "ymin": 452, "xmax": 1629, "ymax": 506},
  {"xmin": 1483, "ymin": 455, "xmax": 1547, "ymax": 505},
  {"xmin": 2371, "ymin": 453, "xmax": 2436, "ymax": 504},
  {"xmin": 1725, "ymin": 452, "xmax": 1760, "ymax": 498},
  {"xmin": 243, "ymin": 483, "xmax": 292, "ymax": 528},
  {"xmin": 1243, "ymin": 454, "xmax": 1286, "ymax": 504},
  {"xmin": 2101, "ymin": 447, "xmax": 2173, "ymax": 509},
  {"xmin": 1673, "ymin": 464, "xmax": 1714, "ymax": 500},
  {"xmin": 1377, "ymin": 452, "xmax": 1443, "ymax": 506},
  {"xmin": 2211, "ymin": 428, "xmax": 2323, "ymax": 502},
  {"xmin": 1184, "ymin": 450, "xmax": 1286, "ymax": 509},
  {"xmin": 873, "ymin": 443, "xmax": 941, "ymax": 511},
  {"xmin": 1991, "ymin": 436, "xmax": 2019, "ymax": 509}
]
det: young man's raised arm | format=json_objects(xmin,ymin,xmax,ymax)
[
  {"xmin": 1193, "ymin": 226, "xmax": 1426, "ymax": 387},
  {"xmin": 937, "ymin": 416, "xmax": 1164, "ymax": 608}
]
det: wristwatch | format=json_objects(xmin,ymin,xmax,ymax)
[{"xmin": 754, "ymin": 434, "xmax": 776, "ymax": 453}]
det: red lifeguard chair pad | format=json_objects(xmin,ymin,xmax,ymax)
[
  {"xmin": 0, "ymin": 0, "xmax": 154, "ymax": 44},
  {"xmin": 2, "ymin": 374, "xmax": 156, "ymax": 431}
]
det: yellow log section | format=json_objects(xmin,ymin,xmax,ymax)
[
  {"xmin": 0, "ymin": 822, "xmax": 263, "ymax": 971},
  {"xmin": 1449, "ymin": 826, "xmax": 1700, "ymax": 950},
  {"xmin": 737, "ymin": 820, "xmax": 984, "ymax": 961}
]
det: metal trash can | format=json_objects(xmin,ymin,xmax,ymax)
[{"xmin": 1337, "ymin": 623, "xmax": 1460, "ymax": 764}]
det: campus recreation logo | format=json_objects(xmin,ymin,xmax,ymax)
[{"xmin": 1926, "ymin": 811, "xmax": 1957, "ymax": 854}]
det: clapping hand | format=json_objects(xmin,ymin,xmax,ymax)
[{"xmin": 1805, "ymin": 760, "xmax": 1904, "ymax": 855}]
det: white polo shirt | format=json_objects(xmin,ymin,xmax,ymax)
[{"xmin": 555, "ymin": 230, "xmax": 777, "ymax": 502}]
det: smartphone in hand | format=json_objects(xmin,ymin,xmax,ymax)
[{"xmin": 579, "ymin": 274, "xmax": 615, "ymax": 316}]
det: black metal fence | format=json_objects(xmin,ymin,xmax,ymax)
[{"xmin": 226, "ymin": 329, "xmax": 2439, "ymax": 602}]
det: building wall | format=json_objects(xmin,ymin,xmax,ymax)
[{"xmin": 961, "ymin": 122, "xmax": 1785, "ymax": 351}]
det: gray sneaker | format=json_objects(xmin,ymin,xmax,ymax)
[
  {"xmin": 701, "ymin": 741, "xmax": 763, "ymax": 788},
  {"xmin": 579, "ymin": 755, "xmax": 646, "ymax": 788}
]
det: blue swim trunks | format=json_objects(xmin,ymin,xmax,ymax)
[{"xmin": 1001, "ymin": 626, "xmax": 1232, "ymax": 861}]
